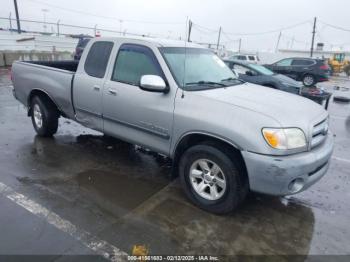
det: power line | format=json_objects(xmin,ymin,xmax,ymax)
[
  {"xmin": 193, "ymin": 20, "xmax": 312, "ymax": 36},
  {"xmin": 221, "ymin": 31, "xmax": 240, "ymax": 43},
  {"xmin": 319, "ymin": 20, "xmax": 350, "ymax": 32},
  {"xmin": 192, "ymin": 26, "xmax": 218, "ymax": 36},
  {"xmin": 191, "ymin": 22, "xmax": 218, "ymax": 33},
  {"xmin": 281, "ymin": 33, "xmax": 309, "ymax": 45},
  {"xmin": 25, "ymin": 0, "xmax": 184, "ymax": 25}
]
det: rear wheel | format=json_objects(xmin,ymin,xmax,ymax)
[
  {"xmin": 179, "ymin": 144, "xmax": 248, "ymax": 214},
  {"xmin": 302, "ymin": 74, "xmax": 316, "ymax": 87},
  {"xmin": 30, "ymin": 96, "xmax": 59, "ymax": 137}
]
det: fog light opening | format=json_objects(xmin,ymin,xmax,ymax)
[{"xmin": 288, "ymin": 178, "xmax": 305, "ymax": 193}]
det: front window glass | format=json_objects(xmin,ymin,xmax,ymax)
[
  {"xmin": 112, "ymin": 44, "xmax": 162, "ymax": 86},
  {"xmin": 276, "ymin": 58, "xmax": 292, "ymax": 66},
  {"xmin": 234, "ymin": 64, "xmax": 249, "ymax": 75},
  {"xmin": 249, "ymin": 64, "xmax": 274, "ymax": 75},
  {"xmin": 160, "ymin": 47, "xmax": 240, "ymax": 90}
]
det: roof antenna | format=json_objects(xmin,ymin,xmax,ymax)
[{"xmin": 181, "ymin": 17, "xmax": 189, "ymax": 99}]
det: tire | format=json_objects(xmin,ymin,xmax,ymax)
[
  {"xmin": 302, "ymin": 74, "xmax": 316, "ymax": 87},
  {"xmin": 30, "ymin": 96, "xmax": 59, "ymax": 137},
  {"xmin": 179, "ymin": 144, "xmax": 248, "ymax": 214}
]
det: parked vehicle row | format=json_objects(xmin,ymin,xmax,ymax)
[
  {"xmin": 265, "ymin": 57, "xmax": 331, "ymax": 87},
  {"xmin": 224, "ymin": 59, "xmax": 332, "ymax": 108},
  {"xmin": 224, "ymin": 60, "xmax": 302, "ymax": 94},
  {"xmin": 11, "ymin": 37, "xmax": 333, "ymax": 214},
  {"xmin": 227, "ymin": 54, "xmax": 260, "ymax": 64}
]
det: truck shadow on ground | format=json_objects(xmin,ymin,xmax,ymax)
[{"xmin": 16, "ymin": 134, "xmax": 315, "ymax": 256}]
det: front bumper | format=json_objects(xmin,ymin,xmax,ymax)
[{"xmin": 242, "ymin": 133, "xmax": 334, "ymax": 195}]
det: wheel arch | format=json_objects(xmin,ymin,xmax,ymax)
[
  {"xmin": 28, "ymin": 89, "xmax": 62, "ymax": 117},
  {"xmin": 171, "ymin": 132, "xmax": 249, "ymax": 186},
  {"xmin": 262, "ymin": 83, "xmax": 278, "ymax": 89}
]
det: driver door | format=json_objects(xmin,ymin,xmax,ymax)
[
  {"xmin": 102, "ymin": 43, "xmax": 175, "ymax": 155},
  {"xmin": 272, "ymin": 58, "xmax": 293, "ymax": 77}
]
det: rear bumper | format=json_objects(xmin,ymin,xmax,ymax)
[
  {"xmin": 316, "ymin": 73, "xmax": 330, "ymax": 82},
  {"xmin": 242, "ymin": 133, "xmax": 334, "ymax": 195}
]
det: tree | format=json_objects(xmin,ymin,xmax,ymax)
[{"xmin": 344, "ymin": 64, "xmax": 350, "ymax": 77}]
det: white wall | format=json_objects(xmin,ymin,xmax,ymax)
[{"xmin": 0, "ymin": 31, "xmax": 78, "ymax": 52}]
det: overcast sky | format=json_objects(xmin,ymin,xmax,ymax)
[{"xmin": 1, "ymin": 0, "xmax": 350, "ymax": 52}]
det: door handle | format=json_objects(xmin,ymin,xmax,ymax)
[
  {"xmin": 93, "ymin": 85, "xmax": 100, "ymax": 91},
  {"xmin": 108, "ymin": 88, "xmax": 117, "ymax": 96}
]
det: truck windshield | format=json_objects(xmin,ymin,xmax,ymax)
[{"xmin": 160, "ymin": 47, "xmax": 240, "ymax": 90}]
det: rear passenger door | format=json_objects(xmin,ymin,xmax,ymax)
[
  {"xmin": 73, "ymin": 41, "xmax": 114, "ymax": 131},
  {"xmin": 291, "ymin": 59, "xmax": 314, "ymax": 80},
  {"xmin": 102, "ymin": 43, "xmax": 175, "ymax": 155}
]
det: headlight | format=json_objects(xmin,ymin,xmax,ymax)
[{"xmin": 262, "ymin": 128, "xmax": 307, "ymax": 150}]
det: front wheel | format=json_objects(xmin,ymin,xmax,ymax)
[
  {"xmin": 31, "ymin": 96, "xmax": 59, "ymax": 137},
  {"xmin": 302, "ymin": 74, "xmax": 316, "ymax": 87},
  {"xmin": 179, "ymin": 144, "xmax": 248, "ymax": 214}
]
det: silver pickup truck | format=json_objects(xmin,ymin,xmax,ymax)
[{"xmin": 12, "ymin": 37, "xmax": 334, "ymax": 214}]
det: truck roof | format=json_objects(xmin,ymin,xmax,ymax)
[{"xmin": 92, "ymin": 36, "xmax": 203, "ymax": 48}]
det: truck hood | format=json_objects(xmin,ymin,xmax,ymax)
[{"xmin": 194, "ymin": 82, "xmax": 328, "ymax": 130}]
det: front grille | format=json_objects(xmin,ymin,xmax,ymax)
[{"xmin": 311, "ymin": 118, "xmax": 328, "ymax": 149}]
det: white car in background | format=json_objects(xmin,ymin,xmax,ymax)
[{"xmin": 228, "ymin": 54, "xmax": 260, "ymax": 64}]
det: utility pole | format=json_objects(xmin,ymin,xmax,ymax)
[
  {"xmin": 310, "ymin": 17, "xmax": 317, "ymax": 57},
  {"xmin": 238, "ymin": 38, "xmax": 242, "ymax": 53},
  {"xmin": 187, "ymin": 19, "xmax": 193, "ymax": 42},
  {"xmin": 216, "ymin": 26, "xmax": 222, "ymax": 51},
  {"xmin": 56, "ymin": 20, "xmax": 60, "ymax": 36},
  {"xmin": 118, "ymin": 20, "xmax": 123, "ymax": 36},
  {"xmin": 291, "ymin": 36, "xmax": 295, "ymax": 49},
  {"xmin": 42, "ymin": 9, "xmax": 49, "ymax": 33},
  {"xmin": 275, "ymin": 31, "xmax": 282, "ymax": 52},
  {"xmin": 94, "ymin": 24, "xmax": 97, "ymax": 36},
  {"xmin": 13, "ymin": 0, "xmax": 21, "ymax": 34},
  {"xmin": 9, "ymin": 13, "xmax": 13, "ymax": 32}
]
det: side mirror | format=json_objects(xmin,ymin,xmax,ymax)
[{"xmin": 140, "ymin": 75, "xmax": 168, "ymax": 93}]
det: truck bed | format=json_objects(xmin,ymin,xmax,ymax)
[
  {"xmin": 12, "ymin": 60, "xmax": 77, "ymax": 119},
  {"xmin": 25, "ymin": 60, "xmax": 79, "ymax": 72}
]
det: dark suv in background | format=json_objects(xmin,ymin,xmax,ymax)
[
  {"xmin": 265, "ymin": 57, "xmax": 330, "ymax": 86},
  {"xmin": 73, "ymin": 36, "xmax": 92, "ymax": 60}
]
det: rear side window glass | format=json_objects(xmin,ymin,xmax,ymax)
[
  {"xmin": 292, "ymin": 59, "xmax": 314, "ymax": 66},
  {"xmin": 112, "ymin": 44, "xmax": 163, "ymax": 86},
  {"xmin": 238, "ymin": 56, "xmax": 247, "ymax": 60},
  {"xmin": 84, "ymin": 41, "xmax": 113, "ymax": 78}
]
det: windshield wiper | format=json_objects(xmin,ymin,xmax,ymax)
[
  {"xmin": 185, "ymin": 81, "xmax": 227, "ymax": 87},
  {"xmin": 221, "ymin": 77, "xmax": 244, "ymax": 83}
]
